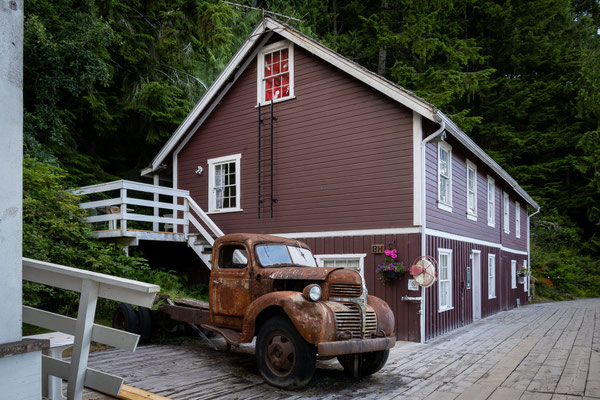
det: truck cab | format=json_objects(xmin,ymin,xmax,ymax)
[{"xmin": 204, "ymin": 234, "xmax": 396, "ymax": 389}]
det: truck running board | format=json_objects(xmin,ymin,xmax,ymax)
[{"xmin": 201, "ymin": 324, "xmax": 242, "ymax": 347}]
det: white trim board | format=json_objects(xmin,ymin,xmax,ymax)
[
  {"xmin": 412, "ymin": 112, "xmax": 422, "ymax": 226},
  {"xmin": 273, "ymin": 227, "xmax": 420, "ymax": 239},
  {"xmin": 425, "ymin": 228, "xmax": 528, "ymax": 255}
]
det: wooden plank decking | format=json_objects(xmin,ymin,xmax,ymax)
[{"xmin": 85, "ymin": 298, "xmax": 600, "ymax": 399}]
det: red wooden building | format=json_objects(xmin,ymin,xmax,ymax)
[{"xmin": 140, "ymin": 18, "xmax": 540, "ymax": 342}]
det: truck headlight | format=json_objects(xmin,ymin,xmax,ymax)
[{"xmin": 303, "ymin": 284, "xmax": 322, "ymax": 302}]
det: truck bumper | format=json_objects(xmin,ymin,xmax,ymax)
[{"xmin": 317, "ymin": 336, "xmax": 396, "ymax": 356}]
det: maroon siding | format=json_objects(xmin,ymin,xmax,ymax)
[
  {"xmin": 425, "ymin": 137, "xmax": 501, "ymax": 243},
  {"xmin": 177, "ymin": 41, "xmax": 415, "ymax": 234},
  {"xmin": 301, "ymin": 233, "xmax": 422, "ymax": 341},
  {"xmin": 425, "ymin": 137, "xmax": 528, "ymax": 253},
  {"xmin": 425, "ymin": 235, "xmax": 529, "ymax": 340},
  {"xmin": 500, "ymin": 251, "xmax": 529, "ymax": 311},
  {"xmin": 501, "ymin": 197, "xmax": 528, "ymax": 252}
]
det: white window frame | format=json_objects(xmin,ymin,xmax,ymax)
[
  {"xmin": 438, "ymin": 248, "xmax": 453, "ymax": 312},
  {"xmin": 503, "ymin": 192, "xmax": 510, "ymax": 234},
  {"xmin": 515, "ymin": 202, "xmax": 521, "ymax": 238},
  {"xmin": 487, "ymin": 176, "xmax": 495, "ymax": 227},
  {"xmin": 315, "ymin": 254, "xmax": 366, "ymax": 277},
  {"xmin": 488, "ymin": 253, "xmax": 496, "ymax": 299},
  {"xmin": 257, "ymin": 41, "xmax": 295, "ymax": 106},
  {"xmin": 437, "ymin": 142, "xmax": 453, "ymax": 212},
  {"xmin": 511, "ymin": 260, "xmax": 517, "ymax": 289},
  {"xmin": 466, "ymin": 160, "xmax": 478, "ymax": 221},
  {"xmin": 207, "ymin": 153, "xmax": 242, "ymax": 214}
]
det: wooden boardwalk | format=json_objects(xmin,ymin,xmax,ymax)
[{"xmin": 85, "ymin": 298, "xmax": 600, "ymax": 399}]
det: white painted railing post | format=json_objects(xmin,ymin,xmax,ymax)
[
  {"xmin": 172, "ymin": 194, "xmax": 178, "ymax": 233},
  {"xmin": 183, "ymin": 197, "xmax": 190, "ymax": 237},
  {"xmin": 152, "ymin": 175, "xmax": 159, "ymax": 231},
  {"xmin": 67, "ymin": 279, "xmax": 99, "ymax": 400},
  {"xmin": 120, "ymin": 187, "xmax": 127, "ymax": 236}
]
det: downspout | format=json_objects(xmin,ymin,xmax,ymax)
[
  {"xmin": 419, "ymin": 111, "xmax": 446, "ymax": 343},
  {"xmin": 526, "ymin": 206, "xmax": 541, "ymax": 297}
]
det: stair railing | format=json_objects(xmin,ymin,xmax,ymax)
[{"xmin": 184, "ymin": 195, "xmax": 224, "ymax": 246}]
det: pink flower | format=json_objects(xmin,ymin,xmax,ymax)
[{"xmin": 384, "ymin": 250, "xmax": 392, "ymax": 256}]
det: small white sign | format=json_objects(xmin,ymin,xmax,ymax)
[{"xmin": 408, "ymin": 279, "xmax": 419, "ymax": 291}]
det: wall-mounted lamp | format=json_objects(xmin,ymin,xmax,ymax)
[{"xmin": 195, "ymin": 166, "xmax": 203, "ymax": 175}]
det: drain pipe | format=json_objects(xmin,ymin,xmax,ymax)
[
  {"xmin": 526, "ymin": 206, "xmax": 541, "ymax": 297},
  {"xmin": 419, "ymin": 111, "xmax": 446, "ymax": 343}
]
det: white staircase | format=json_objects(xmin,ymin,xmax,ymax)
[{"xmin": 73, "ymin": 180, "xmax": 224, "ymax": 269}]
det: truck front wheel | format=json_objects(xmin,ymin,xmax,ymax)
[
  {"xmin": 256, "ymin": 316, "xmax": 317, "ymax": 389},
  {"xmin": 337, "ymin": 350, "xmax": 389, "ymax": 378}
]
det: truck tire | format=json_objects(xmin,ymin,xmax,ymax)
[
  {"xmin": 112, "ymin": 303, "xmax": 137, "ymax": 333},
  {"xmin": 256, "ymin": 316, "xmax": 317, "ymax": 389},
  {"xmin": 337, "ymin": 350, "xmax": 389, "ymax": 378},
  {"xmin": 136, "ymin": 307, "xmax": 152, "ymax": 344}
]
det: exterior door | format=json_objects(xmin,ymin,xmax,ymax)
[{"xmin": 472, "ymin": 250, "xmax": 482, "ymax": 321}]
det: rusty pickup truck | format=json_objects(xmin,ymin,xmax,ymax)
[{"xmin": 115, "ymin": 233, "xmax": 396, "ymax": 389}]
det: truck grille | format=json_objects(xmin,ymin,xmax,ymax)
[
  {"xmin": 334, "ymin": 303, "xmax": 378, "ymax": 338},
  {"xmin": 365, "ymin": 310, "xmax": 377, "ymax": 335},
  {"xmin": 329, "ymin": 283, "xmax": 362, "ymax": 298}
]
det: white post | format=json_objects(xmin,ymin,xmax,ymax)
[
  {"xmin": 183, "ymin": 198, "xmax": 190, "ymax": 237},
  {"xmin": 120, "ymin": 188, "xmax": 127, "ymax": 235},
  {"xmin": 153, "ymin": 175, "xmax": 159, "ymax": 231},
  {"xmin": 67, "ymin": 279, "xmax": 99, "ymax": 400},
  {"xmin": 172, "ymin": 195, "xmax": 178, "ymax": 234},
  {"xmin": 0, "ymin": 0, "xmax": 24, "ymax": 344}
]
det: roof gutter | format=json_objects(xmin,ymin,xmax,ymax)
[
  {"xmin": 419, "ymin": 111, "xmax": 446, "ymax": 343},
  {"xmin": 526, "ymin": 205, "xmax": 541, "ymax": 296}
]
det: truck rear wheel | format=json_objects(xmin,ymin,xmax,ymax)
[
  {"xmin": 112, "ymin": 303, "xmax": 137, "ymax": 333},
  {"xmin": 256, "ymin": 316, "xmax": 316, "ymax": 389},
  {"xmin": 337, "ymin": 350, "xmax": 389, "ymax": 378}
]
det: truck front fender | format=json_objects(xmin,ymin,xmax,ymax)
[
  {"xmin": 367, "ymin": 295, "xmax": 395, "ymax": 336},
  {"xmin": 241, "ymin": 291, "xmax": 337, "ymax": 345}
]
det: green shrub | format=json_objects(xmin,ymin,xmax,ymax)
[{"xmin": 531, "ymin": 212, "xmax": 600, "ymax": 300}]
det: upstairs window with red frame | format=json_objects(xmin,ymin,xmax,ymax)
[{"xmin": 258, "ymin": 42, "xmax": 294, "ymax": 104}]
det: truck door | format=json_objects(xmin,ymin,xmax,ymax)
[{"xmin": 209, "ymin": 243, "xmax": 252, "ymax": 330}]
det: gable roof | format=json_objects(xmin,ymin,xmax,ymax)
[{"xmin": 142, "ymin": 17, "xmax": 539, "ymax": 210}]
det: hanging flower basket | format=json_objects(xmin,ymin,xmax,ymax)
[{"xmin": 376, "ymin": 249, "xmax": 406, "ymax": 284}]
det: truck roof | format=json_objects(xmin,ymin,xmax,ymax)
[{"xmin": 214, "ymin": 233, "xmax": 310, "ymax": 249}]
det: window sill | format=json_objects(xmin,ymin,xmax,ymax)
[
  {"xmin": 488, "ymin": 222, "xmax": 496, "ymax": 228},
  {"xmin": 437, "ymin": 202, "xmax": 453, "ymax": 213},
  {"xmin": 207, "ymin": 208, "xmax": 243, "ymax": 215},
  {"xmin": 438, "ymin": 306, "xmax": 454, "ymax": 313},
  {"xmin": 256, "ymin": 96, "xmax": 296, "ymax": 108},
  {"xmin": 467, "ymin": 213, "xmax": 478, "ymax": 222},
  {"xmin": 488, "ymin": 295, "xmax": 496, "ymax": 299},
  {"xmin": 504, "ymin": 230, "xmax": 510, "ymax": 235}
]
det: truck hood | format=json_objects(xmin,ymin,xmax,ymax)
[{"xmin": 263, "ymin": 267, "xmax": 341, "ymax": 281}]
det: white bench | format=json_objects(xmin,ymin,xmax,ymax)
[{"xmin": 26, "ymin": 332, "xmax": 75, "ymax": 400}]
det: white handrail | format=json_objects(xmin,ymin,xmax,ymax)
[
  {"xmin": 23, "ymin": 258, "xmax": 159, "ymax": 400},
  {"xmin": 185, "ymin": 195, "xmax": 224, "ymax": 238}
]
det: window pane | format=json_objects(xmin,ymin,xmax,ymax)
[
  {"xmin": 288, "ymin": 246, "xmax": 317, "ymax": 267},
  {"xmin": 323, "ymin": 260, "xmax": 336, "ymax": 267},
  {"xmin": 256, "ymin": 245, "xmax": 291, "ymax": 266}
]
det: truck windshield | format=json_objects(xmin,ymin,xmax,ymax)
[{"xmin": 256, "ymin": 244, "xmax": 317, "ymax": 268}]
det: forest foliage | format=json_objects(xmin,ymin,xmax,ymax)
[{"xmin": 22, "ymin": 0, "xmax": 600, "ymax": 299}]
